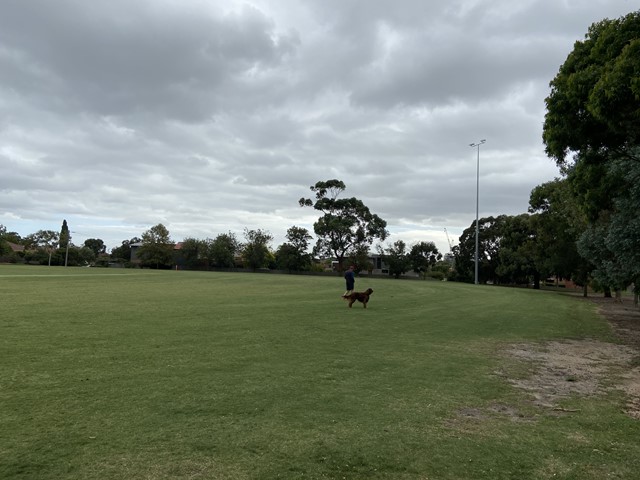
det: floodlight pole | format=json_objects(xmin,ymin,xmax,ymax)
[{"xmin": 469, "ymin": 140, "xmax": 486, "ymax": 285}]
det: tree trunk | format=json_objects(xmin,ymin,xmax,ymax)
[{"xmin": 533, "ymin": 271, "xmax": 540, "ymax": 290}]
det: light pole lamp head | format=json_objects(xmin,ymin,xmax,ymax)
[{"xmin": 470, "ymin": 139, "xmax": 486, "ymax": 147}]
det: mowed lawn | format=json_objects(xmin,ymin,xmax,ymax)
[{"xmin": 1, "ymin": 265, "xmax": 639, "ymax": 479}]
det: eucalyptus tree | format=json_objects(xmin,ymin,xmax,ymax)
[
  {"xmin": 299, "ymin": 179, "xmax": 388, "ymax": 270},
  {"xmin": 25, "ymin": 230, "xmax": 59, "ymax": 266}
]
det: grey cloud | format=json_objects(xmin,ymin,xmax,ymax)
[
  {"xmin": 0, "ymin": 1, "xmax": 299, "ymax": 120},
  {"xmin": 1, "ymin": 0, "xmax": 635, "ymax": 253}
]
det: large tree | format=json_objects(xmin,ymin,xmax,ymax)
[
  {"xmin": 454, "ymin": 216, "xmax": 507, "ymax": 284},
  {"xmin": 543, "ymin": 11, "xmax": 640, "ymax": 169},
  {"xmin": 409, "ymin": 241, "xmax": 441, "ymax": 279},
  {"xmin": 0, "ymin": 224, "xmax": 10, "ymax": 257},
  {"xmin": 494, "ymin": 214, "xmax": 538, "ymax": 287},
  {"xmin": 209, "ymin": 232, "xmax": 240, "ymax": 268},
  {"xmin": 577, "ymin": 154, "xmax": 640, "ymax": 302},
  {"xmin": 25, "ymin": 230, "xmax": 59, "ymax": 266},
  {"xmin": 543, "ymin": 11, "xmax": 640, "ymax": 297},
  {"xmin": 299, "ymin": 179, "xmax": 388, "ymax": 270},
  {"xmin": 180, "ymin": 237, "xmax": 208, "ymax": 269},
  {"xmin": 0, "ymin": 225, "xmax": 21, "ymax": 245},
  {"xmin": 137, "ymin": 224, "xmax": 174, "ymax": 269},
  {"xmin": 242, "ymin": 228, "xmax": 273, "ymax": 271},
  {"xmin": 378, "ymin": 240, "xmax": 411, "ymax": 279},
  {"xmin": 528, "ymin": 179, "xmax": 589, "ymax": 292},
  {"xmin": 275, "ymin": 226, "xmax": 312, "ymax": 272},
  {"xmin": 84, "ymin": 238, "xmax": 107, "ymax": 256}
]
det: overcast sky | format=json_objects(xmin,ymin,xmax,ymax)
[{"xmin": 1, "ymin": 0, "xmax": 635, "ymax": 254}]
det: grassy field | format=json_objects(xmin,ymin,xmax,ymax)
[{"xmin": 1, "ymin": 264, "xmax": 639, "ymax": 479}]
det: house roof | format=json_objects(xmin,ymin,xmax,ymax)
[
  {"xmin": 7, "ymin": 242, "xmax": 24, "ymax": 252},
  {"xmin": 130, "ymin": 242, "xmax": 182, "ymax": 250}
]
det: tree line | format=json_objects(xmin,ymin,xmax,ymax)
[
  {"xmin": 1, "ymin": 11, "xmax": 638, "ymax": 300},
  {"xmin": 451, "ymin": 11, "xmax": 640, "ymax": 303}
]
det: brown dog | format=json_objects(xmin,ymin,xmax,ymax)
[{"xmin": 342, "ymin": 288, "xmax": 373, "ymax": 308}]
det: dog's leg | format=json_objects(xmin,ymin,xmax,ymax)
[{"xmin": 348, "ymin": 299, "xmax": 354, "ymax": 308}]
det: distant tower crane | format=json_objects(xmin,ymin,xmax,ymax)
[{"xmin": 444, "ymin": 228, "xmax": 454, "ymax": 253}]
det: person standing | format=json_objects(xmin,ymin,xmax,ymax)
[{"xmin": 343, "ymin": 265, "xmax": 355, "ymax": 297}]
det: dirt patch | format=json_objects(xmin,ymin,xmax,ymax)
[
  {"xmin": 596, "ymin": 297, "xmax": 640, "ymax": 419},
  {"xmin": 504, "ymin": 297, "xmax": 640, "ymax": 419},
  {"xmin": 504, "ymin": 339, "xmax": 635, "ymax": 408},
  {"xmin": 451, "ymin": 297, "xmax": 640, "ymax": 425}
]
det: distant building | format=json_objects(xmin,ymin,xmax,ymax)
[{"xmin": 7, "ymin": 242, "xmax": 25, "ymax": 253}]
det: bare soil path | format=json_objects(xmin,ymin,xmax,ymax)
[{"xmin": 506, "ymin": 295, "xmax": 640, "ymax": 419}]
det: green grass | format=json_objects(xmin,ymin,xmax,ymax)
[{"xmin": 1, "ymin": 264, "xmax": 638, "ymax": 479}]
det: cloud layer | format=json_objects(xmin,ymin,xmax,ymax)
[{"xmin": 0, "ymin": 0, "xmax": 635, "ymax": 253}]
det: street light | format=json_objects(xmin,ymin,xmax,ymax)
[{"xmin": 469, "ymin": 139, "xmax": 486, "ymax": 285}]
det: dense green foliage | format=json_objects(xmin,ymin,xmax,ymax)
[
  {"xmin": 409, "ymin": 241, "xmax": 442, "ymax": 278},
  {"xmin": 24, "ymin": 229, "xmax": 59, "ymax": 266},
  {"xmin": 543, "ymin": 10, "xmax": 640, "ymax": 298},
  {"xmin": 83, "ymin": 238, "xmax": 107, "ymax": 256},
  {"xmin": 378, "ymin": 240, "xmax": 412, "ymax": 278},
  {"xmin": 242, "ymin": 228, "xmax": 273, "ymax": 270},
  {"xmin": 299, "ymin": 179, "xmax": 388, "ymax": 270},
  {"xmin": 210, "ymin": 232, "xmax": 241, "ymax": 268},
  {"xmin": 543, "ymin": 11, "xmax": 640, "ymax": 166},
  {"xmin": 137, "ymin": 223, "xmax": 174, "ymax": 268},
  {"xmin": 275, "ymin": 226, "xmax": 312, "ymax": 272}
]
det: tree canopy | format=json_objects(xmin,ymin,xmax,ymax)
[
  {"xmin": 409, "ymin": 241, "xmax": 441, "ymax": 279},
  {"xmin": 378, "ymin": 240, "xmax": 412, "ymax": 279},
  {"xmin": 275, "ymin": 226, "xmax": 312, "ymax": 272},
  {"xmin": 210, "ymin": 232, "xmax": 240, "ymax": 268},
  {"xmin": 543, "ymin": 10, "xmax": 640, "ymax": 298},
  {"xmin": 242, "ymin": 228, "xmax": 273, "ymax": 271},
  {"xmin": 137, "ymin": 224, "xmax": 174, "ymax": 269},
  {"xmin": 543, "ymin": 11, "xmax": 640, "ymax": 167},
  {"xmin": 299, "ymin": 179, "xmax": 388, "ymax": 269},
  {"xmin": 25, "ymin": 230, "xmax": 59, "ymax": 266},
  {"xmin": 83, "ymin": 238, "xmax": 106, "ymax": 256}
]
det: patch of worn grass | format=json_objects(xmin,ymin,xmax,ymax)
[{"xmin": 1, "ymin": 264, "xmax": 638, "ymax": 479}]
